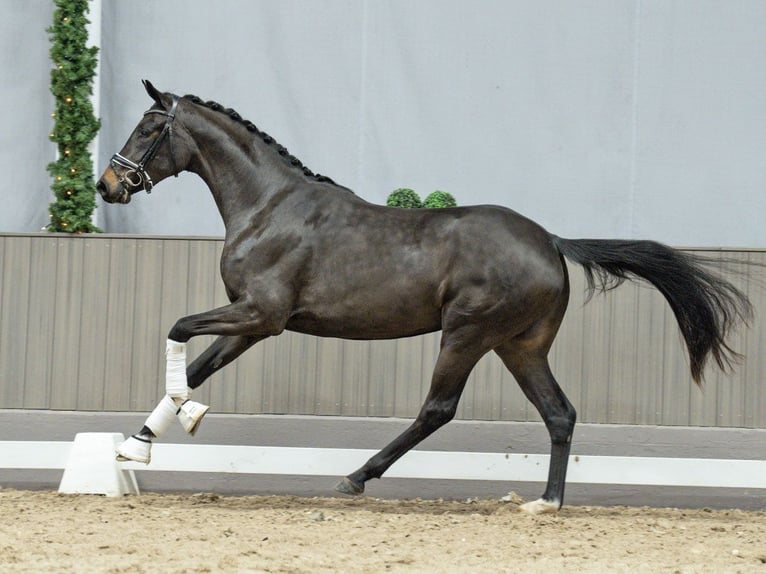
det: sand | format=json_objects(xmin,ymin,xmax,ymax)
[{"xmin": 1, "ymin": 489, "xmax": 765, "ymax": 573}]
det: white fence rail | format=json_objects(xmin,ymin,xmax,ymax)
[{"xmin": 1, "ymin": 433, "xmax": 765, "ymax": 497}]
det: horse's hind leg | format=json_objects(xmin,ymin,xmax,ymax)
[
  {"xmin": 336, "ymin": 331, "xmax": 486, "ymax": 495},
  {"xmin": 495, "ymin": 341, "xmax": 576, "ymax": 514}
]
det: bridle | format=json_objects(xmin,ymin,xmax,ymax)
[{"xmin": 109, "ymin": 95, "xmax": 180, "ymax": 196}]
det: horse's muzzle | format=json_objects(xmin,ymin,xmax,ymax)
[{"xmin": 97, "ymin": 174, "xmax": 132, "ymax": 204}]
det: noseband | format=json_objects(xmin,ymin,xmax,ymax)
[{"xmin": 109, "ymin": 95, "xmax": 180, "ymax": 195}]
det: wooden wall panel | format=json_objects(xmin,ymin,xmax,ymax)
[{"xmin": 1, "ymin": 234, "xmax": 764, "ymax": 429}]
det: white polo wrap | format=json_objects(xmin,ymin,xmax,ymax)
[
  {"xmin": 144, "ymin": 394, "xmax": 177, "ymax": 437},
  {"xmin": 165, "ymin": 339, "xmax": 188, "ymax": 398}
]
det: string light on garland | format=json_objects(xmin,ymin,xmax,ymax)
[{"xmin": 46, "ymin": 0, "xmax": 101, "ymax": 233}]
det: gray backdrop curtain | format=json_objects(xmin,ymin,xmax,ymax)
[{"xmin": 3, "ymin": 0, "xmax": 766, "ymax": 246}]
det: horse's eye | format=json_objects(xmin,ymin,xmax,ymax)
[{"xmin": 140, "ymin": 128, "xmax": 151, "ymax": 137}]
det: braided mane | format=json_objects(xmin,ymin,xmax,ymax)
[{"xmin": 183, "ymin": 94, "xmax": 343, "ymax": 188}]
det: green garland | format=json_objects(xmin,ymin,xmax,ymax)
[{"xmin": 47, "ymin": 0, "xmax": 101, "ymax": 233}]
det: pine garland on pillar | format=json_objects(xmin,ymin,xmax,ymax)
[{"xmin": 47, "ymin": 0, "xmax": 101, "ymax": 233}]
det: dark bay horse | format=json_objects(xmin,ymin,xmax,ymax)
[{"xmin": 97, "ymin": 81, "xmax": 752, "ymax": 513}]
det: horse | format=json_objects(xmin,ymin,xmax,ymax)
[{"xmin": 97, "ymin": 80, "xmax": 753, "ymax": 514}]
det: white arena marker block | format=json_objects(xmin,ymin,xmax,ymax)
[{"xmin": 58, "ymin": 432, "xmax": 139, "ymax": 497}]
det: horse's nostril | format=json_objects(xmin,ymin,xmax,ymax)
[{"xmin": 96, "ymin": 179, "xmax": 107, "ymax": 196}]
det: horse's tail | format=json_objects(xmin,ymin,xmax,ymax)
[{"xmin": 551, "ymin": 236, "xmax": 753, "ymax": 384}]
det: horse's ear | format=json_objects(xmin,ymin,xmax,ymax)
[{"xmin": 142, "ymin": 79, "xmax": 164, "ymax": 105}]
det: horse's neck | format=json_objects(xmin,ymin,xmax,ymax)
[{"xmin": 187, "ymin": 119, "xmax": 297, "ymax": 227}]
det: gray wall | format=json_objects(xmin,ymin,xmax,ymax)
[
  {"xmin": 3, "ymin": 0, "xmax": 55, "ymax": 232},
  {"xmin": 3, "ymin": 1, "xmax": 766, "ymax": 246},
  {"xmin": 2, "ymin": 234, "xmax": 764, "ymax": 429}
]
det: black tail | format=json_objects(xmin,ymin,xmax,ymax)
[{"xmin": 552, "ymin": 236, "xmax": 753, "ymax": 384}]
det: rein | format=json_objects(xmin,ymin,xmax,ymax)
[{"xmin": 109, "ymin": 95, "xmax": 180, "ymax": 195}]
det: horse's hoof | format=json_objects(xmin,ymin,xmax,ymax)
[
  {"xmin": 518, "ymin": 498, "xmax": 560, "ymax": 515},
  {"xmin": 115, "ymin": 435, "xmax": 152, "ymax": 464},
  {"xmin": 334, "ymin": 477, "xmax": 364, "ymax": 496},
  {"xmin": 177, "ymin": 400, "xmax": 210, "ymax": 436}
]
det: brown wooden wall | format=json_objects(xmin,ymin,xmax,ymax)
[{"xmin": 1, "ymin": 233, "xmax": 764, "ymax": 428}]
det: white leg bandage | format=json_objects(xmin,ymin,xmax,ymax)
[
  {"xmin": 144, "ymin": 394, "xmax": 177, "ymax": 437},
  {"xmin": 166, "ymin": 339, "xmax": 189, "ymax": 399},
  {"xmin": 167, "ymin": 340, "xmax": 211, "ymax": 436},
  {"xmin": 115, "ymin": 394, "xmax": 175, "ymax": 464}
]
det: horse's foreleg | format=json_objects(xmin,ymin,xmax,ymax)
[
  {"xmin": 496, "ymin": 346, "xmax": 576, "ymax": 514},
  {"xmin": 115, "ymin": 339, "xmax": 212, "ymax": 463},
  {"xmin": 165, "ymin": 302, "xmax": 285, "ymax": 435},
  {"xmin": 154, "ymin": 335, "xmax": 265, "ymax": 439},
  {"xmin": 336, "ymin": 337, "xmax": 484, "ymax": 495},
  {"xmin": 187, "ymin": 335, "xmax": 265, "ymax": 389},
  {"xmin": 167, "ymin": 299, "xmax": 288, "ymax": 343},
  {"xmin": 117, "ymin": 301, "xmax": 281, "ymax": 464}
]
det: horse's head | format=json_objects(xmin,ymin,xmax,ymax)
[{"xmin": 97, "ymin": 80, "xmax": 192, "ymax": 204}]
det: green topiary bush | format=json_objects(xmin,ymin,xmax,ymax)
[
  {"xmin": 423, "ymin": 191, "xmax": 457, "ymax": 208},
  {"xmin": 386, "ymin": 188, "xmax": 422, "ymax": 209}
]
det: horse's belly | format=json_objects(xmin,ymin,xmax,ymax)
[{"xmin": 286, "ymin": 299, "xmax": 442, "ymax": 340}]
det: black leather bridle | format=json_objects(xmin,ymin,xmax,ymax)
[{"xmin": 109, "ymin": 95, "xmax": 180, "ymax": 196}]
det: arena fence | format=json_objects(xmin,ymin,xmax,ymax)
[{"xmin": 1, "ymin": 434, "xmax": 764, "ymax": 498}]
